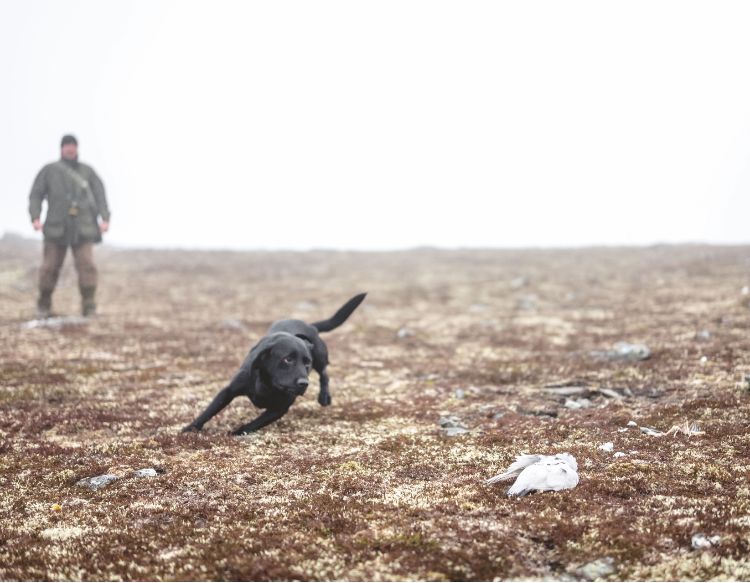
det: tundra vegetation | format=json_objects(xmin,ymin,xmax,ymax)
[{"xmin": 1, "ymin": 237, "xmax": 749, "ymax": 581}]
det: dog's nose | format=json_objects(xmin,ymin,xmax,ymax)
[{"xmin": 296, "ymin": 378, "xmax": 309, "ymax": 390}]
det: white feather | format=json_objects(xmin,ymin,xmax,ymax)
[
  {"xmin": 486, "ymin": 453, "xmax": 579, "ymax": 496},
  {"xmin": 484, "ymin": 454, "xmax": 541, "ymax": 484}
]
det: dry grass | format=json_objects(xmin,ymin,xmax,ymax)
[{"xmin": 1, "ymin": 238, "xmax": 749, "ymax": 581}]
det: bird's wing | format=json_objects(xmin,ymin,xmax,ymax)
[
  {"xmin": 507, "ymin": 459, "xmax": 579, "ymax": 496},
  {"xmin": 485, "ymin": 454, "xmax": 541, "ymax": 484}
]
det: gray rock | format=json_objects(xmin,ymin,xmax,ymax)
[
  {"xmin": 598, "ymin": 442, "xmax": 614, "ymax": 452},
  {"xmin": 612, "ymin": 342, "xmax": 651, "ymax": 360},
  {"xmin": 691, "ymin": 533, "xmax": 720, "ymax": 549},
  {"xmin": 22, "ymin": 316, "xmax": 89, "ymax": 330},
  {"xmin": 396, "ymin": 327, "xmax": 413, "ymax": 339},
  {"xmin": 134, "ymin": 468, "xmax": 158, "ymax": 478},
  {"xmin": 696, "ymin": 330, "xmax": 711, "ymax": 341},
  {"xmin": 626, "ymin": 420, "xmax": 638, "ymax": 427},
  {"xmin": 598, "ymin": 387, "xmax": 633, "ymax": 399},
  {"xmin": 516, "ymin": 295, "xmax": 537, "ymax": 310},
  {"xmin": 564, "ymin": 398, "xmax": 593, "ymax": 409},
  {"xmin": 439, "ymin": 415, "xmax": 463, "ymax": 428},
  {"xmin": 640, "ymin": 426, "xmax": 664, "ymax": 437},
  {"xmin": 577, "ymin": 557, "xmax": 616, "ymax": 579},
  {"xmin": 439, "ymin": 415, "xmax": 469, "ymax": 436},
  {"xmin": 543, "ymin": 386, "xmax": 589, "ymax": 397},
  {"xmin": 443, "ymin": 426, "xmax": 470, "ymax": 437},
  {"xmin": 510, "ymin": 276, "xmax": 529, "ymax": 289},
  {"xmin": 593, "ymin": 342, "xmax": 651, "ymax": 362},
  {"xmin": 220, "ymin": 318, "xmax": 245, "ymax": 331},
  {"xmin": 454, "ymin": 388, "xmax": 465, "ymax": 400},
  {"xmin": 76, "ymin": 474, "xmax": 118, "ymax": 490}
]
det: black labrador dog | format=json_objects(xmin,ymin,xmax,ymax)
[{"xmin": 183, "ymin": 293, "xmax": 366, "ymax": 434}]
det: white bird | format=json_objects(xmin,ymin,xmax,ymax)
[{"xmin": 485, "ymin": 453, "xmax": 579, "ymax": 496}]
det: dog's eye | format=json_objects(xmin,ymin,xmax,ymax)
[{"xmin": 282, "ymin": 356, "xmax": 294, "ymax": 365}]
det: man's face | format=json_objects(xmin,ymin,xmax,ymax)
[{"xmin": 61, "ymin": 143, "xmax": 78, "ymax": 160}]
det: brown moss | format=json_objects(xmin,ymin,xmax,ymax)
[{"xmin": 1, "ymin": 244, "xmax": 750, "ymax": 580}]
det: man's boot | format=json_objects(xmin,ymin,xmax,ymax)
[
  {"xmin": 81, "ymin": 286, "xmax": 97, "ymax": 317},
  {"xmin": 37, "ymin": 289, "xmax": 53, "ymax": 318}
]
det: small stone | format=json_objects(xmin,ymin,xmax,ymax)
[
  {"xmin": 564, "ymin": 398, "xmax": 593, "ymax": 409},
  {"xmin": 22, "ymin": 316, "xmax": 89, "ymax": 330},
  {"xmin": 439, "ymin": 415, "xmax": 463, "ymax": 428},
  {"xmin": 134, "ymin": 468, "xmax": 158, "ymax": 478},
  {"xmin": 613, "ymin": 452, "xmax": 626, "ymax": 458},
  {"xmin": 76, "ymin": 474, "xmax": 118, "ymax": 490},
  {"xmin": 612, "ymin": 342, "xmax": 651, "ymax": 361},
  {"xmin": 597, "ymin": 388, "xmax": 620, "ymax": 400},
  {"xmin": 741, "ymin": 286, "xmax": 749, "ymax": 296},
  {"xmin": 454, "ymin": 388, "xmax": 465, "ymax": 400},
  {"xmin": 599, "ymin": 442, "xmax": 614, "ymax": 452},
  {"xmin": 443, "ymin": 426, "xmax": 470, "ymax": 437},
  {"xmin": 543, "ymin": 386, "xmax": 589, "ymax": 396},
  {"xmin": 700, "ymin": 356, "xmax": 708, "ymax": 364},
  {"xmin": 640, "ymin": 426, "xmax": 664, "ymax": 437},
  {"xmin": 696, "ymin": 330, "xmax": 711, "ymax": 341},
  {"xmin": 692, "ymin": 533, "xmax": 721, "ymax": 549},
  {"xmin": 516, "ymin": 295, "xmax": 537, "ymax": 310},
  {"xmin": 396, "ymin": 327, "xmax": 413, "ymax": 339},
  {"xmin": 439, "ymin": 415, "xmax": 468, "ymax": 436},
  {"xmin": 220, "ymin": 318, "xmax": 245, "ymax": 331},
  {"xmin": 510, "ymin": 276, "xmax": 529, "ymax": 289},
  {"xmin": 627, "ymin": 420, "xmax": 638, "ymax": 427},
  {"xmin": 578, "ymin": 557, "xmax": 616, "ymax": 579}
]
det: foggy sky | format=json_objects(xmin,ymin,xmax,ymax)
[{"xmin": 2, "ymin": 0, "xmax": 749, "ymax": 250}]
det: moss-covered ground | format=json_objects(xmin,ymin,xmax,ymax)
[{"xmin": 1, "ymin": 239, "xmax": 749, "ymax": 580}]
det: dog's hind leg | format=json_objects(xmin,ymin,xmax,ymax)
[
  {"xmin": 232, "ymin": 408, "xmax": 289, "ymax": 434},
  {"xmin": 317, "ymin": 367, "xmax": 331, "ymax": 406}
]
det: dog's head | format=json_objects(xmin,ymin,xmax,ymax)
[{"xmin": 249, "ymin": 332, "xmax": 313, "ymax": 397}]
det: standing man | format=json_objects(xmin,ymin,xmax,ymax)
[{"xmin": 29, "ymin": 135, "xmax": 111, "ymax": 317}]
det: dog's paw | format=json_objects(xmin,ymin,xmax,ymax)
[
  {"xmin": 318, "ymin": 392, "xmax": 332, "ymax": 407},
  {"xmin": 181, "ymin": 424, "xmax": 200, "ymax": 433}
]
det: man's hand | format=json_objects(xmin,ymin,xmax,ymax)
[
  {"xmin": 99, "ymin": 221, "xmax": 109, "ymax": 233},
  {"xmin": 32, "ymin": 218, "xmax": 42, "ymax": 231}
]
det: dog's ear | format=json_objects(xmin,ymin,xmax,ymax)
[{"xmin": 242, "ymin": 334, "xmax": 279, "ymax": 372}]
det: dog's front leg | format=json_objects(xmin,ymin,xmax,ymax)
[
  {"xmin": 317, "ymin": 367, "xmax": 331, "ymax": 406},
  {"xmin": 182, "ymin": 379, "xmax": 244, "ymax": 432},
  {"xmin": 232, "ymin": 408, "xmax": 289, "ymax": 435}
]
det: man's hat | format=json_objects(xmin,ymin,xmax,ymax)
[{"xmin": 61, "ymin": 134, "xmax": 78, "ymax": 147}]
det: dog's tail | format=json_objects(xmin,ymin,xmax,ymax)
[{"xmin": 312, "ymin": 293, "xmax": 367, "ymax": 333}]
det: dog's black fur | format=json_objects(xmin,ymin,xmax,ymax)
[{"xmin": 182, "ymin": 293, "xmax": 366, "ymax": 434}]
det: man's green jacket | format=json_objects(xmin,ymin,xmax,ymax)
[{"xmin": 29, "ymin": 158, "xmax": 110, "ymax": 245}]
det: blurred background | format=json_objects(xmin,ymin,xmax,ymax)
[{"xmin": 2, "ymin": 0, "xmax": 749, "ymax": 251}]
